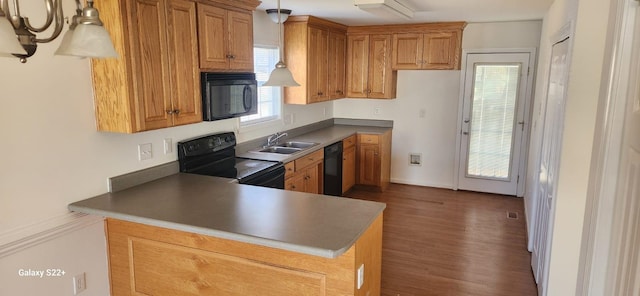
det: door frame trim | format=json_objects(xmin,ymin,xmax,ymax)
[
  {"xmin": 453, "ymin": 48, "xmax": 538, "ymax": 197},
  {"xmin": 577, "ymin": 0, "xmax": 635, "ymax": 293}
]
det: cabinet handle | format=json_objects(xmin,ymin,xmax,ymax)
[
  {"xmin": 174, "ymin": 109, "xmax": 180, "ymax": 114},
  {"xmin": 374, "ymin": 153, "xmax": 379, "ymax": 156},
  {"xmin": 166, "ymin": 110, "xmax": 174, "ymax": 115},
  {"xmin": 226, "ymin": 54, "xmax": 235, "ymax": 59}
]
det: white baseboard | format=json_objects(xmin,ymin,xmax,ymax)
[
  {"xmin": 0, "ymin": 212, "xmax": 104, "ymax": 258},
  {"xmin": 390, "ymin": 178, "xmax": 454, "ymax": 189}
]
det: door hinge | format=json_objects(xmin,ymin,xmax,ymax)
[
  {"xmin": 517, "ymin": 175, "xmax": 520, "ymax": 183},
  {"xmin": 527, "ymin": 67, "xmax": 531, "ymax": 76}
]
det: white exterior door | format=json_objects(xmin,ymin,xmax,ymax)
[{"xmin": 457, "ymin": 53, "xmax": 532, "ymax": 196}]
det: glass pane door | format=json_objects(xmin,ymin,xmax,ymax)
[{"xmin": 467, "ymin": 64, "xmax": 521, "ymax": 180}]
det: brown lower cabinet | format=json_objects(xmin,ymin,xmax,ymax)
[
  {"xmin": 105, "ymin": 216, "xmax": 382, "ymax": 295},
  {"xmin": 342, "ymin": 135, "xmax": 357, "ymax": 194},
  {"xmin": 356, "ymin": 131, "xmax": 392, "ymax": 192},
  {"xmin": 285, "ymin": 149, "xmax": 324, "ymax": 194}
]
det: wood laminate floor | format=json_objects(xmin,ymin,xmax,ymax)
[{"xmin": 346, "ymin": 184, "xmax": 538, "ymax": 296}]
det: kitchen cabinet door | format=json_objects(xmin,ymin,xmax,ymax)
[
  {"xmin": 198, "ymin": 5, "xmax": 254, "ymax": 71},
  {"xmin": 392, "ymin": 33, "xmax": 423, "ymax": 70},
  {"xmin": 356, "ymin": 131, "xmax": 392, "ymax": 191},
  {"xmin": 285, "ymin": 172, "xmax": 307, "ymax": 192},
  {"xmin": 227, "ymin": 11, "xmax": 254, "ymax": 71},
  {"xmin": 342, "ymin": 145, "xmax": 356, "ymax": 194},
  {"xmin": 308, "ymin": 26, "xmax": 329, "ymax": 103},
  {"xmin": 367, "ymin": 34, "xmax": 396, "ymax": 99},
  {"xmin": 328, "ymin": 31, "xmax": 347, "ymax": 99},
  {"xmin": 197, "ymin": 5, "xmax": 228, "ymax": 70},
  {"xmin": 346, "ymin": 34, "xmax": 396, "ymax": 99},
  {"xmin": 346, "ymin": 34, "xmax": 369, "ymax": 98},
  {"xmin": 167, "ymin": 0, "xmax": 201, "ymax": 126},
  {"xmin": 130, "ymin": 0, "xmax": 173, "ymax": 131},
  {"xmin": 358, "ymin": 143, "xmax": 381, "ymax": 187},
  {"xmin": 422, "ymin": 31, "xmax": 460, "ymax": 70}
]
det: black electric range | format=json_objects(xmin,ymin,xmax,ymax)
[{"xmin": 177, "ymin": 132, "xmax": 285, "ymax": 189}]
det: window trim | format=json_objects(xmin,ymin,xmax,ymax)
[{"xmin": 240, "ymin": 45, "xmax": 283, "ymax": 127}]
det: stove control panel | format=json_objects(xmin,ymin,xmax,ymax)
[{"xmin": 177, "ymin": 132, "xmax": 236, "ymax": 158}]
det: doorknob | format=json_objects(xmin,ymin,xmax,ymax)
[
  {"xmin": 464, "ymin": 119, "xmax": 470, "ymax": 123},
  {"xmin": 463, "ymin": 131, "xmax": 469, "ymax": 135}
]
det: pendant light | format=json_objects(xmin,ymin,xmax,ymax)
[{"xmin": 263, "ymin": 0, "xmax": 299, "ymax": 87}]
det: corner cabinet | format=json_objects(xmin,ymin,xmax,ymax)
[
  {"xmin": 284, "ymin": 16, "xmax": 348, "ymax": 104},
  {"xmin": 356, "ymin": 130, "xmax": 392, "ymax": 192},
  {"xmin": 91, "ymin": 0, "xmax": 259, "ymax": 133},
  {"xmin": 346, "ymin": 33, "xmax": 397, "ymax": 99},
  {"xmin": 198, "ymin": 4, "xmax": 254, "ymax": 71},
  {"xmin": 391, "ymin": 22, "xmax": 465, "ymax": 70}
]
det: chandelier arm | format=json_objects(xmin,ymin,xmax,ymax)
[
  {"xmin": 23, "ymin": 0, "xmax": 55, "ymax": 33},
  {"xmin": 33, "ymin": 0, "xmax": 64, "ymax": 43}
]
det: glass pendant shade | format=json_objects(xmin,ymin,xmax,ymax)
[
  {"xmin": 55, "ymin": 24, "xmax": 117, "ymax": 58},
  {"xmin": 266, "ymin": 9, "xmax": 291, "ymax": 23},
  {"xmin": 263, "ymin": 61, "xmax": 300, "ymax": 87},
  {"xmin": 0, "ymin": 17, "xmax": 27, "ymax": 55}
]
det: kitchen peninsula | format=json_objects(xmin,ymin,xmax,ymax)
[{"xmin": 69, "ymin": 173, "xmax": 384, "ymax": 295}]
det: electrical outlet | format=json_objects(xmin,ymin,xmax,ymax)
[
  {"xmin": 138, "ymin": 143, "xmax": 152, "ymax": 161},
  {"xmin": 73, "ymin": 272, "xmax": 86, "ymax": 295},
  {"xmin": 374, "ymin": 107, "xmax": 381, "ymax": 115},
  {"xmin": 357, "ymin": 264, "xmax": 365, "ymax": 289},
  {"xmin": 164, "ymin": 138, "xmax": 173, "ymax": 154}
]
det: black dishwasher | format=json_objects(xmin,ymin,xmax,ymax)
[{"xmin": 323, "ymin": 141, "xmax": 343, "ymax": 196}]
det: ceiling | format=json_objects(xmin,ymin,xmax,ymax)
[{"xmin": 257, "ymin": 0, "xmax": 553, "ymax": 26}]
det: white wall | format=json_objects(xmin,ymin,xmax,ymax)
[
  {"xmin": 0, "ymin": 6, "xmax": 329, "ymax": 295},
  {"xmin": 524, "ymin": 0, "xmax": 611, "ymax": 294},
  {"xmin": 334, "ymin": 21, "xmax": 542, "ymax": 188}
]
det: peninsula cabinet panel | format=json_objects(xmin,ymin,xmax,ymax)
[
  {"xmin": 91, "ymin": 0, "xmax": 201, "ymax": 133},
  {"xmin": 105, "ymin": 216, "xmax": 382, "ymax": 296},
  {"xmin": 198, "ymin": 5, "xmax": 254, "ymax": 71},
  {"xmin": 346, "ymin": 34, "xmax": 396, "ymax": 99}
]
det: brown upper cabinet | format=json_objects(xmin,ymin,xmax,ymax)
[
  {"xmin": 198, "ymin": 4, "xmax": 254, "ymax": 71},
  {"xmin": 90, "ymin": 0, "xmax": 258, "ymax": 133},
  {"xmin": 391, "ymin": 22, "xmax": 465, "ymax": 70},
  {"xmin": 284, "ymin": 16, "xmax": 348, "ymax": 104},
  {"xmin": 346, "ymin": 33, "xmax": 397, "ymax": 99},
  {"xmin": 92, "ymin": 0, "xmax": 201, "ymax": 133}
]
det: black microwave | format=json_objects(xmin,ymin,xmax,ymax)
[{"xmin": 201, "ymin": 72, "xmax": 258, "ymax": 121}]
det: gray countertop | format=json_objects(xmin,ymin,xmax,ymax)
[
  {"xmin": 237, "ymin": 125, "xmax": 391, "ymax": 162},
  {"xmin": 68, "ymin": 173, "xmax": 386, "ymax": 258}
]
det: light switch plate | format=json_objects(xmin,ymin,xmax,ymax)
[{"xmin": 163, "ymin": 138, "xmax": 173, "ymax": 154}]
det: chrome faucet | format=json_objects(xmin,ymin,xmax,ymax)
[{"xmin": 266, "ymin": 132, "xmax": 288, "ymax": 147}]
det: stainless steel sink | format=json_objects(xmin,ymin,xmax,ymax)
[
  {"xmin": 277, "ymin": 141, "xmax": 318, "ymax": 149},
  {"xmin": 258, "ymin": 146, "xmax": 302, "ymax": 154}
]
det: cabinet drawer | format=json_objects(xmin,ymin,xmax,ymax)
[
  {"xmin": 295, "ymin": 149, "xmax": 324, "ymax": 170},
  {"xmin": 343, "ymin": 135, "xmax": 356, "ymax": 149},
  {"xmin": 358, "ymin": 134, "xmax": 379, "ymax": 145},
  {"xmin": 284, "ymin": 162, "xmax": 295, "ymax": 178}
]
